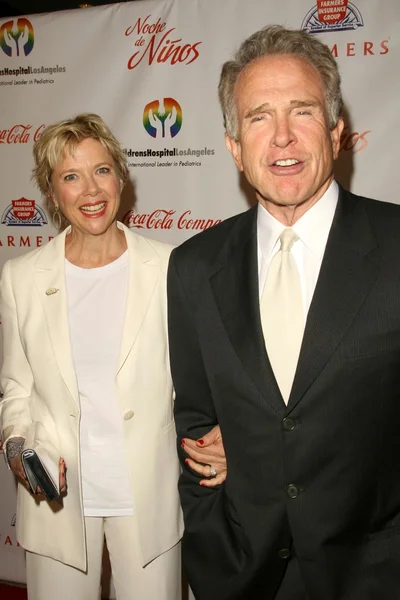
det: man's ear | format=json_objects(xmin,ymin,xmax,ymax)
[
  {"xmin": 331, "ymin": 116, "xmax": 344, "ymax": 160},
  {"xmin": 225, "ymin": 133, "xmax": 244, "ymax": 172}
]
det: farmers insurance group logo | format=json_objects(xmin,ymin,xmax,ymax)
[
  {"xmin": 302, "ymin": 1, "xmax": 363, "ymax": 33},
  {"xmin": 0, "ymin": 18, "xmax": 34, "ymax": 57},
  {"xmin": 1, "ymin": 198, "xmax": 47, "ymax": 226},
  {"xmin": 143, "ymin": 98, "xmax": 182, "ymax": 139}
]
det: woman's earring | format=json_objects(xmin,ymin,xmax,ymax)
[{"xmin": 52, "ymin": 205, "xmax": 62, "ymax": 230}]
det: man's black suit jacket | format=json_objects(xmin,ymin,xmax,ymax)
[{"xmin": 168, "ymin": 187, "xmax": 400, "ymax": 600}]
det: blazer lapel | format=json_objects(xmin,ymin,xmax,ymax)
[
  {"xmin": 288, "ymin": 188, "xmax": 380, "ymax": 412},
  {"xmin": 210, "ymin": 207, "xmax": 285, "ymax": 414},
  {"xmin": 33, "ymin": 228, "xmax": 79, "ymax": 406},
  {"xmin": 116, "ymin": 224, "xmax": 160, "ymax": 374}
]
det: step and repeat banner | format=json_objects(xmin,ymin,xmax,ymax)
[{"xmin": 0, "ymin": 0, "xmax": 399, "ymax": 595}]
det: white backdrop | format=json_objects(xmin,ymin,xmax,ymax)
[{"xmin": 0, "ymin": 0, "xmax": 399, "ymax": 595}]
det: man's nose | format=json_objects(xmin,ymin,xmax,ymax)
[{"xmin": 270, "ymin": 115, "xmax": 296, "ymax": 148}]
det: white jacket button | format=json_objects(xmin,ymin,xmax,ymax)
[{"xmin": 123, "ymin": 410, "xmax": 135, "ymax": 421}]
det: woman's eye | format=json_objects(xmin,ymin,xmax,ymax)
[
  {"xmin": 97, "ymin": 167, "xmax": 110, "ymax": 174},
  {"xmin": 64, "ymin": 173, "xmax": 76, "ymax": 181}
]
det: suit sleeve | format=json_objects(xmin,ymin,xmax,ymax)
[
  {"xmin": 0, "ymin": 260, "xmax": 34, "ymax": 451},
  {"xmin": 168, "ymin": 249, "xmax": 249, "ymax": 600},
  {"xmin": 167, "ymin": 249, "xmax": 217, "ymax": 477}
]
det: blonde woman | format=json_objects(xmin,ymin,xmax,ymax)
[{"xmin": 0, "ymin": 113, "xmax": 226, "ymax": 600}]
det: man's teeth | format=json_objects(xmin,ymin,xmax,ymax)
[
  {"xmin": 80, "ymin": 202, "xmax": 106, "ymax": 213},
  {"xmin": 274, "ymin": 159, "xmax": 299, "ymax": 167}
]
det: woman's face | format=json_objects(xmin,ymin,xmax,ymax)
[{"xmin": 50, "ymin": 137, "xmax": 122, "ymax": 237}]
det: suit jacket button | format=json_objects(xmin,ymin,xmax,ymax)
[
  {"xmin": 123, "ymin": 410, "xmax": 135, "ymax": 421},
  {"xmin": 282, "ymin": 417, "xmax": 295, "ymax": 431},
  {"xmin": 287, "ymin": 484, "xmax": 299, "ymax": 499},
  {"xmin": 278, "ymin": 548, "xmax": 291, "ymax": 559}
]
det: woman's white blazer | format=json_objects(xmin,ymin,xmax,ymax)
[{"xmin": 0, "ymin": 223, "xmax": 183, "ymax": 570}]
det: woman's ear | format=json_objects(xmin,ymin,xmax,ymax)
[{"xmin": 48, "ymin": 187, "xmax": 58, "ymax": 208}]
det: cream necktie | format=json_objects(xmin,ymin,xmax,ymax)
[{"xmin": 260, "ymin": 228, "xmax": 304, "ymax": 403}]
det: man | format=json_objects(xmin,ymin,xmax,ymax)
[{"xmin": 168, "ymin": 25, "xmax": 400, "ymax": 600}]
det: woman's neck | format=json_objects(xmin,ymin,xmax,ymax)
[{"xmin": 65, "ymin": 222, "xmax": 127, "ymax": 268}]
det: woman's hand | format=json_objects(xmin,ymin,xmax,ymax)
[
  {"xmin": 181, "ymin": 425, "xmax": 227, "ymax": 487},
  {"xmin": 10, "ymin": 453, "xmax": 67, "ymax": 496},
  {"xmin": 33, "ymin": 458, "xmax": 67, "ymax": 496},
  {"xmin": 59, "ymin": 458, "xmax": 67, "ymax": 494},
  {"xmin": 10, "ymin": 453, "xmax": 31, "ymax": 492}
]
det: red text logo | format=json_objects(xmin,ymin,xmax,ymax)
[
  {"xmin": 340, "ymin": 127, "xmax": 370, "ymax": 153},
  {"xmin": 125, "ymin": 15, "xmax": 201, "ymax": 70},
  {"xmin": 0, "ymin": 124, "xmax": 44, "ymax": 144},
  {"xmin": 123, "ymin": 209, "xmax": 221, "ymax": 231},
  {"xmin": 330, "ymin": 39, "xmax": 389, "ymax": 57}
]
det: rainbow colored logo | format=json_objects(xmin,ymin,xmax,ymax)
[
  {"xmin": 143, "ymin": 98, "xmax": 182, "ymax": 139},
  {"xmin": 0, "ymin": 18, "xmax": 34, "ymax": 58}
]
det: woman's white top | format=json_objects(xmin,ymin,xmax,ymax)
[{"xmin": 65, "ymin": 251, "xmax": 135, "ymax": 516}]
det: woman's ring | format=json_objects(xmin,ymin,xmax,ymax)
[{"xmin": 209, "ymin": 466, "xmax": 217, "ymax": 477}]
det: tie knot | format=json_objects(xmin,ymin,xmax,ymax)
[{"xmin": 280, "ymin": 228, "xmax": 298, "ymax": 252}]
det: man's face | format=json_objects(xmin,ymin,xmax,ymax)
[{"xmin": 226, "ymin": 54, "xmax": 344, "ymax": 220}]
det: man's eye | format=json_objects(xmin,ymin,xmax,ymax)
[{"xmin": 251, "ymin": 115, "xmax": 264, "ymax": 123}]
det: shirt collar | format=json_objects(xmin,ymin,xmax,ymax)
[{"xmin": 257, "ymin": 180, "xmax": 339, "ymax": 261}]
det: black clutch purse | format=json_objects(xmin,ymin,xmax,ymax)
[
  {"xmin": 21, "ymin": 422, "xmax": 61, "ymax": 502},
  {"xmin": 22, "ymin": 448, "xmax": 60, "ymax": 502}
]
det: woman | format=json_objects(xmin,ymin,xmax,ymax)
[{"xmin": 0, "ymin": 113, "xmax": 226, "ymax": 600}]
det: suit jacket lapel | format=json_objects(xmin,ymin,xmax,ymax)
[
  {"xmin": 33, "ymin": 224, "xmax": 159, "ymax": 399},
  {"xmin": 116, "ymin": 224, "xmax": 160, "ymax": 374},
  {"xmin": 210, "ymin": 207, "xmax": 285, "ymax": 414},
  {"xmin": 288, "ymin": 187, "xmax": 379, "ymax": 412},
  {"xmin": 33, "ymin": 228, "xmax": 79, "ymax": 407}
]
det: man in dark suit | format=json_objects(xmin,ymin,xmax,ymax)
[{"xmin": 167, "ymin": 24, "xmax": 400, "ymax": 600}]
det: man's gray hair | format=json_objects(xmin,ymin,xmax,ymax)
[{"xmin": 218, "ymin": 24, "xmax": 343, "ymax": 140}]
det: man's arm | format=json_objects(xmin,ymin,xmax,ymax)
[
  {"xmin": 168, "ymin": 249, "xmax": 247, "ymax": 600},
  {"xmin": 167, "ymin": 249, "xmax": 219, "ymax": 485}
]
